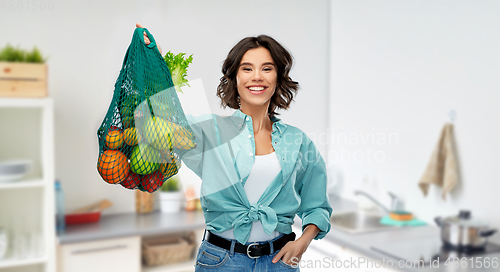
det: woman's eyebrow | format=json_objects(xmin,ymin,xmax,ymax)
[{"xmin": 239, "ymin": 62, "xmax": 275, "ymax": 67}]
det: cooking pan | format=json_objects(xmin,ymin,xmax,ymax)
[{"xmin": 435, "ymin": 210, "xmax": 497, "ymax": 250}]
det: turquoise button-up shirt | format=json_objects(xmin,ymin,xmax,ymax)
[{"xmin": 181, "ymin": 109, "xmax": 332, "ymax": 245}]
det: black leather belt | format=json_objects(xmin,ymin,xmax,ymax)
[{"xmin": 205, "ymin": 231, "xmax": 296, "ymax": 258}]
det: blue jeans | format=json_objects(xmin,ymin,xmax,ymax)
[{"xmin": 194, "ymin": 231, "xmax": 300, "ymax": 272}]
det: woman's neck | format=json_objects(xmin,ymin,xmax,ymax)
[{"xmin": 240, "ymin": 104, "xmax": 272, "ymax": 134}]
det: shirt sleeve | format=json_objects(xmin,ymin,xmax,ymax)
[
  {"xmin": 180, "ymin": 113, "xmax": 219, "ymax": 179},
  {"xmin": 297, "ymin": 140, "xmax": 333, "ymax": 240}
]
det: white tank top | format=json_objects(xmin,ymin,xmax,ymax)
[{"xmin": 217, "ymin": 151, "xmax": 282, "ymax": 242}]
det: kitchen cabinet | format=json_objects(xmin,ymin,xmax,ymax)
[
  {"xmin": 56, "ymin": 217, "xmax": 205, "ymax": 272},
  {"xmin": 303, "ymin": 235, "xmax": 401, "ymax": 272},
  {"xmin": 141, "ymin": 228, "xmax": 205, "ymax": 272},
  {"xmin": 57, "ymin": 236, "xmax": 141, "ymax": 272},
  {"xmin": 0, "ymin": 98, "xmax": 55, "ymax": 271}
]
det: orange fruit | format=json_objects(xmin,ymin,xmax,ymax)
[
  {"xmin": 105, "ymin": 130, "xmax": 124, "ymax": 149},
  {"xmin": 97, "ymin": 150, "xmax": 130, "ymax": 184},
  {"xmin": 124, "ymin": 127, "xmax": 138, "ymax": 146}
]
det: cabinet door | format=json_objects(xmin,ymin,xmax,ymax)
[
  {"xmin": 300, "ymin": 238, "xmax": 402, "ymax": 272},
  {"xmin": 340, "ymin": 247, "xmax": 402, "ymax": 272},
  {"xmin": 58, "ymin": 236, "xmax": 140, "ymax": 272}
]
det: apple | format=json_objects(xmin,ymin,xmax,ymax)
[
  {"xmin": 144, "ymin": 117, "xmax": 173, "ymax": 151},
  {"xmin": 130, "ymin": 144, "xmax": 160, "ymax": 175},
  {"xmin": 141, "ymin": 171, "xmax": 164, "ymax": 193},
  {"xmin": 121, "ymin": 172, "xmax": 141, "ymax": 190}
]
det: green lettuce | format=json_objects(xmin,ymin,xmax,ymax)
[{"xmin": 164, "ymin": 51, "xmax": 193, "ymax": 93}]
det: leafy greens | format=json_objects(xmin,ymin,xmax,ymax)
[{"xmin": 164, "ymin": 51, "xmax": 193, "ymax": 93}]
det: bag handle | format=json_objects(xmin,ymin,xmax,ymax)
[{"xmin": 135, "ymin": 27, "xmax": 157, "ymax": 49}]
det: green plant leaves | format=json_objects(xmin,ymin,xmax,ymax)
[{"xmin": 0, "ymin": 44, "xmax": 46, "ymax": 63}]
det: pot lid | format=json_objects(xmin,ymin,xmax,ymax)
[{"xmin": 443, "ymin": 210, "xmax": 488, "ymax": 227}]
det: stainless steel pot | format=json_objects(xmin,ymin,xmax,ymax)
[{"xmin": 435, "ymin": 210, "xmax": 497, "ymax": 250}]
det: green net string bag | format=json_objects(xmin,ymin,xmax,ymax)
[{"xmin": 97, "ymin": 28, "xmax": 196, "ymax": 193}]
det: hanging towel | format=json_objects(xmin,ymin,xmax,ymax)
[{"xmin": 418, "ymin": 123, "xmax": 459, "ymax": 200}]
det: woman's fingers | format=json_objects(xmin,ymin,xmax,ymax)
[
  {"xmin": 135, "ymin": 23, "xmax": 150, "ymax": 45},
  {"xmin": 135, "ymin": 23, "xmax": 162, "ymax": 54}
]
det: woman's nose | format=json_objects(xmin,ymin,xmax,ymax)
[{"xmin": 251, "ymin": 71, "xmax": 263, "ymax": 81}]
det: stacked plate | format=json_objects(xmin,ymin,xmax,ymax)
[{"xmin": 0, "ymin": 160, "xmax": 33, "ymax": 182}]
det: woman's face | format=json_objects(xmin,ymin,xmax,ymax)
[{"xmin": 236, "ymin": 47, "xmax": 277, "ymax": 111}]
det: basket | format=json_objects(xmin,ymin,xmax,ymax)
[{"xmin": 142, "ymin": 231, "xmax": 196, "ymax": 266}]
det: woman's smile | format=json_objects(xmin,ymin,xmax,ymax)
[
  {"xmin": 236, "ymin": 47, "xmax": 277, "ymax": 108},
  {"xmin": 247, "ymin": 85, "xmax": 268, "ymax": 95}
]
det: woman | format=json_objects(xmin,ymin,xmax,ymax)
[{"xmin": 136, "ymin": 23, "xmax": 332, "ymax": 271}]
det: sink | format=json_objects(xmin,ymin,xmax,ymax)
[{"xmin": 330, "ymin": 210, "xmax": 400, "ymax": 234}]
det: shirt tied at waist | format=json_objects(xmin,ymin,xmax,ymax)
[{"xmin": 232, "ymin": 203, "xmax": 278, "ymax": 244}]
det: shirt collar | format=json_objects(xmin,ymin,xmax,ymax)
[{"xmin": 231, "ymin": 108, "xmax": 287, "ymax": 134}]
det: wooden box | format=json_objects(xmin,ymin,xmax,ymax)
[{"xmin": 0, "ymin": 62, "xmax": 48, "ymax": 97}]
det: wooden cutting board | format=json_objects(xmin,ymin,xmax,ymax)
[{"xmin": 72, "ymin": 199, "xmax": 113, "ymax": 214}]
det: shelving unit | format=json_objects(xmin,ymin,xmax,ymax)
[{"xmin": 0, "ymin": 98, "xmax": 55, "ymax": 272}]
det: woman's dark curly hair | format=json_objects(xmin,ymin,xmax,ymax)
[{"xmin": 216, "ymin": 35, "xmax": 299, "ymax": 119}]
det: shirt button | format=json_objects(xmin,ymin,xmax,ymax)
[
  {"xmin": 249, "ymin": 153, "xmax": 253, "ymax": 156},
  {"xmin": 245, "ymin": 116, "xmax": 249, "ymax": 121},
  {"xmin": 274, "ymin": 141, "xmax": 277, "ymax": 144},
  {"xmin": 248, "ymin": 135, "xmax": 252, "ymax": 138}
]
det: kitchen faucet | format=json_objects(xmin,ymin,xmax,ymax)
[{"xmin": 354, "ymin": 190, "xmax": 404, "ymax": 213}]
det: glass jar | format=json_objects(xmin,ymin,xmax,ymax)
[{"xmin": 135, "ymin": 190, "xmax": 154, "ymax": 213}]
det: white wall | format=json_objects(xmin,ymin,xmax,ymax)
[
  {"xmin": 0, "ymin": 0, "xmax": 330, "ymax": 214},
  {"xmin": 330, "ymin": 0, "xmax": 500, "ymax": 226}
]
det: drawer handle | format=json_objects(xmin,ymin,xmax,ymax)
[{"xmin": 71, "ymin": 244, "xmax": 128, "ymax": 255}]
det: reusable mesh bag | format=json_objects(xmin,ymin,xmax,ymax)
[{"xmin": 97, "ymin": 28, "xmax": 196, "ymax": 193}]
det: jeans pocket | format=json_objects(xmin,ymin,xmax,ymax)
[
  {"xmin": 278, "ymin": 259, "xmax": 299, "ymax": 270},
  {"xmin": 195, "ymin": 241, "xmax": 230, "ymax": 268}
]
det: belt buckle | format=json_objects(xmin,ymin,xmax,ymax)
[{"xmin": 246, "ymin": 242, "xmax": 260, "ymax": 259}]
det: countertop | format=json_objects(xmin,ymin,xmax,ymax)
[
  {"xmin": 57, "ymin": 210, "xmax": 205, "ymax": 244},
  {"xmin": 57, "ymin": 197, "xmax": 500, "ymax": 271},
  {"xmin": 323, "ymin": 195, "xmax": 500, "ymax": 272}
]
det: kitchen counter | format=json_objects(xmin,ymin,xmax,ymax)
[
  {"xmin": 321, "ymin": 195, "xmax": 500, "ymax": 272},
  {"xmin": 58, "ymin": 198, "xmax": 500, "ymax": 271},
  {"xmin": 57, "ymin": 210, "xmax": 205, "ymax": 244}
]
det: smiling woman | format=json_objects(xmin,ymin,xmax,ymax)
[{"xmin": 136, "ymin": 24, "xmax": 332, "ymax": 272}]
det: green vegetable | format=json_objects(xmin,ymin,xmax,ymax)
[{"xmin": 164, "ymin": 51, "xmax": 193, "ymax": 93}]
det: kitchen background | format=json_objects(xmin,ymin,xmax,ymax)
[
  {"xmin": 1, "ymin": 0, "xmax": 500, "ymax": 270},
  {"xmin": 0, "ymin": 0, "xmax": 330, "ymax": 213}
]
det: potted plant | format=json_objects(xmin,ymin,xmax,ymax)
[
  {"xmin": 158, "ymin": 175, "xmax": 183, "ymax": 213},
  {"xmin": 0, "ymin": 44, "xmax": 48, "ymax": 97}
]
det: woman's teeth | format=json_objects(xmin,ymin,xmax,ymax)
[{"xmin": 248, "ymin": 87, "xmax": 265, "ymax": 91}]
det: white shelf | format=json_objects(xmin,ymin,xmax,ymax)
[
  {"xmin": 0, "ymin": 255, "xmax": 47, "ymax": 269},
  {"xmin": 0, "ymin": 178, "xmax": 45, "ymax": 190},
  {"xmin": 142, "ymin": 258, "xmax": 195, "ymax": 272},
  {"xmin": 0, "ymin": 98, "xmax": 52, "ymax": 108},
  {"xmin": 0, "ymin": 97, "xmax": 55, "ymax": 272}
]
